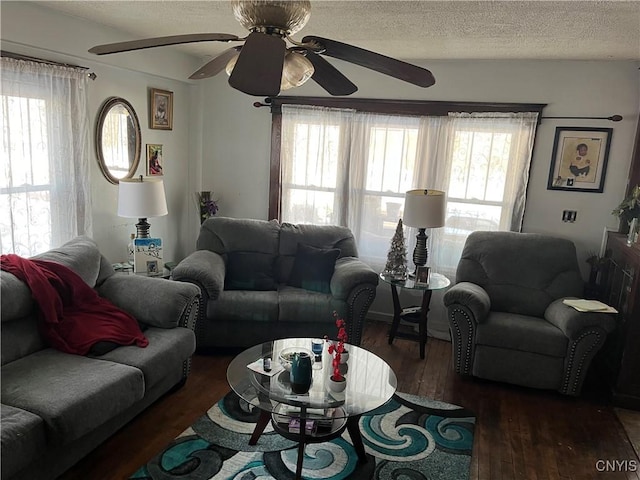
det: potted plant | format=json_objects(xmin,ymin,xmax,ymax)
[
  {"xmin": 612, "ymin": 185, "xmax": 640, "ymax": 233},
  {"xmin": 196, "ymin": 191, "xmax": 219, "ymax": 224},
  {"xmin": 327, "ymin": 312, "xmax": 348, "ymax": 392}
]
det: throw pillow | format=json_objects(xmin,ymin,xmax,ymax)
[
  {"xmin": 288, "ymin": 243, "xmax": 340, "ymax": 294},
  {"xmin": 89, "ymin": 324, "xmax": 149, "ymax": 356},
  {"xmin": 225, "ymin": 252, "xmax": 277, "ymax": 291}
]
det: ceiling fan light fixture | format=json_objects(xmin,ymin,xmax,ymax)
[
  {"xmin": 280, "ymin": 51, "xmax": 314, "ymax": 90},
  {"xmin": 224, "ymin": 51, "xmax": 241, "ymax": 76},
  {"xmin": 225, "ymin": 49, "xmax": 313, "ymax": 91}
]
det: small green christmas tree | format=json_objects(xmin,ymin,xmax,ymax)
[{"xmin": 383, "ymin": 219, "xmax": 408, "ymax": 280}]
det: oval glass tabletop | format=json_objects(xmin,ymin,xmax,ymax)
[
  {"xmin": 379, "ymin": 271, "xmax": 451, "ymax": 291},
  {"xmin": 226, "ymin": 337, "xmax": 397, "ymax": 420}
]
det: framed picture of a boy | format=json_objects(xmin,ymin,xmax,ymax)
[
  {"xmin": 150, "ymin": 88, "xmax": 173, "ymax": 130},
  {"xmin": 547, "ymin": 127, "xmax": 612, "ymax": 193}
]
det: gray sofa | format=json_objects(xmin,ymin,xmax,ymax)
[
  {"xmin": 443, "ymin": 231, "xmax": 616, "ymax": 396},
  {"xmin": 1, "ymin": 236, "xmax": 200, "ymax": 480},
  {"xmin": 172, "ymin": 217, "xmax": 379, "ymax": 348}
]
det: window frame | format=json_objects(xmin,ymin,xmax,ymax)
[{"xmin": 268, "ymin": 97, "xmax": 546, "ymax": 220}]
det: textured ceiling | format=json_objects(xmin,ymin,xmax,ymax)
[{"xmin": 35, "ymin": 0, "xmax": 640, "ymax": 62}]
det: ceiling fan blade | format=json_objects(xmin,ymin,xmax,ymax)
[
  {"xmin": 89, "ymin": 33, "xmax": 241, "ymax": 55},
  {"xmin": 302, "ymin": 36, "xmax": 435, "ymax": 88},
  {"xmin": 189, "ymin": 46, "xmax": 242, "ymax": 80},
  {"xmin": 229, "ymin": 31, "xmax": 285, "ymax": 96},
  {"xmin": 305, "ymin": 52, "xmax": 357, "ymax": 96}
]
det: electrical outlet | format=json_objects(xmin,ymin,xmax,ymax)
[{"xmin": 562, "ymin": 210, "xmax": 577, "ymax": 222}]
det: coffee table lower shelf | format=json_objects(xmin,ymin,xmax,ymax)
[{"xmin": 249, "ymin": 407, "xmax": 367, "ymax": 480}]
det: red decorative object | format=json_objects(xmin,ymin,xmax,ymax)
[{"xmin": 327, "ymin": 311, "xmax": 348, "ymax": 381}]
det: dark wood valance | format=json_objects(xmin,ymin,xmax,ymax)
[
  {"xmin": 265, "ymin": 96, "xmax": 547, "ymax": 119},
  {"xmin": 266, "ymin": 96, "xmax": 546, "ymax": 219}
]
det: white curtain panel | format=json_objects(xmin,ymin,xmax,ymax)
[
  {"xmin": 281, "ymin": 104, "xmax": 354, "ymax": 226},
  {"xmin": 280, "ymin": 107, "xmax": 539, "ymax": 278},
  {"xmin": 0, "ymin": 57, "xmax": 91, "ymax": 256},
  {"xmin": 428, "ymin": 112, "xmax": 540, "ymax": 277}
]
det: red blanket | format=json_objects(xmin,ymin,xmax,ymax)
[{"xmin": 1, "ymin": 254, "xmax": 148, "ymax": 355}]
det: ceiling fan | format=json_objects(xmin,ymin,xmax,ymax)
[{"xmin": 89, "ymin": 0, "xmax": 435, "ymax": 97}]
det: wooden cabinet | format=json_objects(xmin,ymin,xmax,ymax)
[{"xmin": 600, "ymin": 232, "xmax": 640, "ymax": 409}]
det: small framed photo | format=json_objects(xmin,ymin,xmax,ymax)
[
  {"xmin": 150, "ymin": 88, "xmax": 173, "ymax": 130},
  {"xmin": 415, "ymin": 266, "xmax": 430, "ymax": 285},
  {"xmin": 547, "ymin": 127, "xmax": 612, "ymax": 193},
  {"xmin": 146, "ymin": 144, "xmax": 163, "ymax": 176},
  {"xmin": 146, "ymin": 260, "xmax": 159, "ymax": 275}
]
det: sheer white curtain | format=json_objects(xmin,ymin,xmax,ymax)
[
  {"xmin": 0, "ymin": 57, "xmax": 91, "ymax": 256},
  {"xmin": 279, "ymin": 106, "xmax": 539, "ymax": 277},
  {"xmin": 421, "ymin": 112, "xmax": 540, "ymax": 277},
  {"xmin": 347, "ymin": 112, "xmax": 425, "ymax": 269},
  {"xmin": 281, "ymin": 105, "xmax": 354, "ymax": 225}
]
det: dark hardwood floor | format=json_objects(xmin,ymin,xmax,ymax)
[{"xmin": 60, "ymin": 321, "xmax": 640, "ymax": 480}]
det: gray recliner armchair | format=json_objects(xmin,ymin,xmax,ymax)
[{"xmin": 443, "ymin": 231, "xmax": 616, "ymax": 396}]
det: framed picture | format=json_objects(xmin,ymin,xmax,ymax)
[
  {"xmin": 146, "ymin": 260, "xmax": 159, "ymax": 275},
  {"xmin": 150, "ymin": 88, "xmax": 173, "ymax": 130},
  {"xmin": 547, "ymin": 127, "xmax": 612, "ymax": 193},
  {"xmin": 146, "ymin": 144, "xmax": 163, "ymax": 176},
  {"xmin": 415, "ymin": 266, "xmax": 430, "ymax": 285}
]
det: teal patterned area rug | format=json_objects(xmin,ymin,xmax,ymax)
[{"xmin": 130, "ymin": 391, "xmax": 475, "ymax": 480}]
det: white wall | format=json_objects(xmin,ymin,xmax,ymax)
[{"xmin": 1, "ymin": 2, "xmax": 203, "ymax": 263}]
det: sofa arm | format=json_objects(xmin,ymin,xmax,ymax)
[
  {"xmin": 544, "ymin": 298, "xmax": 616, "ymax": 339},
  {"xmin": 443, "ymin": 282, "xmax": 491, "ymax": 323},
  {"xmin": 330, "ymin": 257, "xmax": 379, "ymax": 300},
  {"xmin": 171, "ymin": 250, "xmax": 226, "ymax": 300},
  {"xmin": 97, "ymin": 275, "xmax": 200, "ymax": 330}
]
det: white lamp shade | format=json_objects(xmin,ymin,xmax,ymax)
[
  {"xmin": 403, "ymin": 189, "xmax": 446, "ymax": 228},
  {"xmin": 117, "ymin": 177, "xmax": 168, "ymax": 218}
]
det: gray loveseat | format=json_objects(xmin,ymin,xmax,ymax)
[
  {"xmin": 443, "ymin": 231, "xmax": 616, "ymax": 396},
  {"xmin": 172, "ymin": 217, "xmax": 379, "ymax": 348},
  {"xmin": 1, "ymin": 236, "xmax": 200, "ymax": 480}
]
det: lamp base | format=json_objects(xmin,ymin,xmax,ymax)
[
  {"xmin": 411, "ymin": 228, "xmax": 429, "ymax": 275},
  {"xmin": 135, "ymin": 218, "xmax": 151, "ymax": 238}
]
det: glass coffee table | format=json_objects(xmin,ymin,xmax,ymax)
[{"xmin": 226, "ymin": 337, "xmax": 397, "ymax": 480}]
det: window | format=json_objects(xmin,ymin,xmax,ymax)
[
  {"xmin": 0, "ymin": 95, "xmax": 52, "ymax": 255},
  {"xmin": 1, "ymin": 58, "xmax": 91, "ymax": 256},
  {"xmin": 274, "ymin": 100, "xmax": 540, "ymax": 277},
  {"xmin": 282, "ymin": 112, "xmax": 348, "ymax": 225}
]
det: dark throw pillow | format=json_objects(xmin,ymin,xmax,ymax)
[
  {"xmin": 225, "ymin": 252, "xmax": 277, "ymax": 291},
  {"xmin": 89, "ymin": 324, "xmax": 148, "ymax": 356},
  {"xmin": 88, "ymin": 341, "xmax": 121, "ymax": 356},
  {"xmin": 288, "ymin": 243, "xmax": 340, "ymax": 294}
]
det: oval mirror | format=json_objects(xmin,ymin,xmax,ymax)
[{"xmin": 95, "ymin": 97, "xmax": 141, "ymax": 184}]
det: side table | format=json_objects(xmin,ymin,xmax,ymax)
[{"xmin": 379, "ymin": 272, "xmax": 451, "ymax": 359}]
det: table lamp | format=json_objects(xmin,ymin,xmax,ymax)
[
  {"xmin": 117, "ymin": 176, "xmax": 168, "ymax": 238},
  {"xmin": 403, "ymin": 189, "xmax": 446, "ymax": 275}
]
